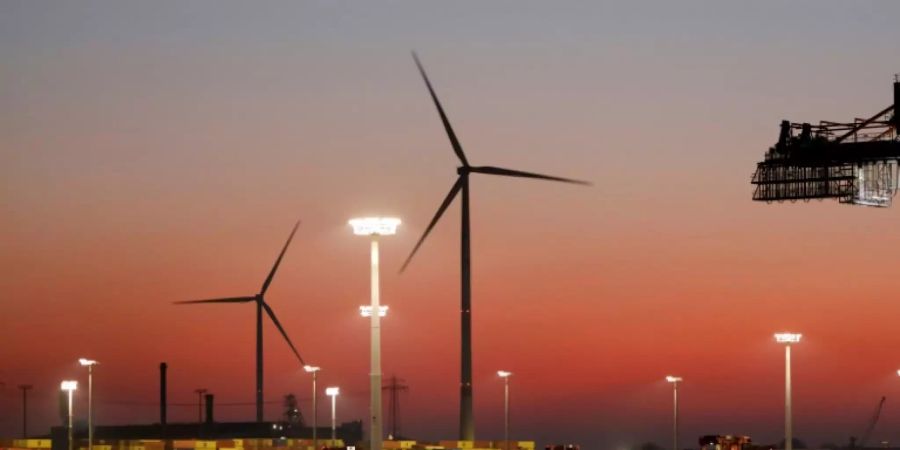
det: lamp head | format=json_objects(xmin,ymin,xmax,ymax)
[
  {"xmin": 775, "ymin": 332, "xmax": 802, "ymax": 344},
  {"xmin": 666, "ymin": 375, "xmax": 683, "ymax": 383},
  {"xmin": 349, "ymin": 217, "xmax": 401, "ymax": 236},
  {"xmin": 360, "ymin": 305, "xmax": 389, "ymax": 317},
  {"xmin": 78, "ymin": 358, "xmax": 98, "ymax": 366},
  {"xmin": 60, "ymin": 380, "xmax": 78, "ymax": 391},
  {"xmin": 325, "ymin": 387, "xmax": 340, "ymax": 397},
  {"xmin": 304, "ymin": 365, "xmax": 321, "ymax": 373},
  {"xmin": 497, "ymin": 370, "xmax": 512, "ymax": 378}
]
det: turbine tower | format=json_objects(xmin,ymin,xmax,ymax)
[
  {"xmin": 176, "ymin": 220, "xmax": 306, "ymax": 422},
  {"xmin": 401, "ymin": 53, "xmax": 589, "ymax": 440}
]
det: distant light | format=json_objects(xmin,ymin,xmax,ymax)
[
  {"xmin": 775, "ymin": 333, "xmax": 802, "ymax": 344},
  {"xmin": 896, "ymin": 370, "xmax": 900, "ymax": 377},
  {"xmin": 326, "ymin": 387, "xmax": 340, "ymax": 397},
  {"xmin": 497, "ymin": 370, "xmax": 512, "ymax": 378},
  {"xmin": 60, "ymin": 380, "xmax": 78, "ymax": 391},
  {"xmin": 349, "ymin": 217, "xmax": 401, "ymax": 236},
  {"xmin": 304, "ymin": 365, "xmax": 321, "ymax": 373},
  {"xmin": 360, "ymin": 305, "xmax": 388, "ymax": 317},
  {"xmin": 666, "ymin": 376, "xmax": 682, "ymax": 383},
  {"xmin": 78, "ymin": 358, "xmax": 98, "ymax": 366}
]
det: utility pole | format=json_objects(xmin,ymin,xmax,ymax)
[
  {"xmin": 382, "ymin": 376, "xmax": 408, "ymax": 439},
  {"xmin": 19, "ymin": 385, "xmax": 33, "ymax": 438}
]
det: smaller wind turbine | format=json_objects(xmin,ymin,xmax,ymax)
[{"xmin": 176, "ymin": 220, "xmax": 305, "ymax": 422}]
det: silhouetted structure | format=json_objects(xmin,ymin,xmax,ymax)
[
  {"xmin": 160, "ymin": 363, "xmax": 168, "ymax": 426},
  {"xmin": 752, "ymin": 78, "xmax": 900, "ymax": 206},
  {"xmin": 848, "ymin": 397, "xmax": 886, "ymax": 449},
  {"xmin": 402, "ymin": 53, "xmax": 590, "ymax": 440},
  {"xmin": 175, "ymin": 221, "xmax": 307, "ymax": 422},
  {"xmin": 19, "ymin": 384, "xmax": 33, "ymax": 438}
]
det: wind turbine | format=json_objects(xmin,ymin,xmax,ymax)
[
  {"xmin": 176, "ymin": 220, "xmax": 306, "ymax": 422},
  {"xmin": 401, "ymin": 53, "xmax": 590, "ymax": 440}
]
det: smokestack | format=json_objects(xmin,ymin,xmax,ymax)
[
  {"xmin": 204, "ymin": 394, "xmax": 214, "ymax": 424},
  {"xmin": 159, "ymin": 363, "xmax": 168, "ymax": 425}
]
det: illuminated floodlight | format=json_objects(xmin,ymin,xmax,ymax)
[
  {"xmin": 60, "ymin": 380, "xmax": 78, "ymax": 391},
  {"xmin": 304, "ymin": 365, "xmax": 320, "ymax": 373},
  {"xmin": 775, "ymin": 333, "xmax": 802, "ymax": 344},
  {"xmin": 360, "ymin": 305, "xmax": 388, "ymax": 317},
  {"xmin": 896, "ymin": 370, "xmax": 900, "ymax": 377},
  {"xmin": 78, "ymin": 358, "xmax": 98, "ymax": 366},
  {"xmin": 497, "ymin": 370, "xmax": 512, "ymax": 378},
  {"xmin": 325, "ymin": 387, "xmax": 340, "ymax": 397},
  {"xmin": 349, "ymin": 217, "xmax": 401, "ymax": 236},
  {"xmin": 666, "ymin": 375, "xmax": 682, "ymax": 383}
]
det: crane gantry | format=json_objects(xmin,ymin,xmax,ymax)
[{"xmin": 752, "ymin": 77, "xmax": 900, "ymax": 207}]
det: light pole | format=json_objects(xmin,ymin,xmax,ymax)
[
  {"xmin": 79, "ymin": 358, "xmax": 98, "ymax": 450},
  {"xmin": 350, "ymin": 217, "xmax": 400, "ymax": 450},
  {"xmin": 665, "ymin": 376, "xmax": 682, "ymax": 450},
  {"xmin": 194, "ymin": 389, "xmax": 207, "ymax": 423},
  {"xmin": 304, "ymin": 365, "xmax": 321, "ymax": 450},
  {"xmin": 497, "ymin": 371, "xmax": 512, "ymax": 450},
  {"xmin": 19, "ymin": 385, "xmax": 32, "ymax": 438},
  {"xmin": 61, "ymin": 380, "xmax": 78, "ymax": 450},
  {"xmin": 326, "ymin": 387, "xmax": 340, "ymax": 443},
  {"xmin": 775, "ymin": 333, "xmax": 801, "ymax": 450}
]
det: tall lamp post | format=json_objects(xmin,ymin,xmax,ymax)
[
  {"xmin": 775, "ymin": 333, "xmax": 802, "ymax": 450},
  {"xmin": 350, "ymin": 216, "xmax": 400, "ymax": 450},
  {"xmin": 304, "ymin": 365, "xmax": 321, "ymax": 450},
  {"xmin": 665, "ymin": 376, "xmax": 682, "ymax": 450},
  {"xmin": 326, "ymin": 387, "xmax": 340, "ymax": 443},
  {"xmin": 19, "ymin": 385, "xmax": 33, "ymax": 438},
  {"xmin": 61, "ymin": 380, "xmax": 78, "ymax": 450},
  {"xmin": 78, "ymin": 359, "xmax": 98, "ymax": 450},
  {"xmin": 497, "ymin": 371, "xmax": 512, "ymax": 450}
]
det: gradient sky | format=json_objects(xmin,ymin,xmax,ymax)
[{"xmin": 2, "ymin": 1, "xmax": 900, "ymax": 449}]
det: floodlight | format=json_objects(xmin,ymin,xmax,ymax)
[
  {"xmin": 60, "ymin": 380, "xmax": 78, "ymax": 391},
  {"xmin": 497, "ymin": 371, "xmax": 512, "ymax": 378},
  {"xmin": 79, "ymin": 358, "xmax": 98, "ymax": 366},
  {"xmin": 359, "ymin": 305, "xmax": 388, "ymax": 317},
  {"xmin": 326, "ymin": 387, "xmax": 340, "ymax": 397},
  {"xmin": 775, "ymin": 333, "xmax": 802, "ymax": 343},
  {"xmin": 666, "ymin": 376, "xmax": 682, "ymax": 383},
  {"xmin": 304, "ymin": 365, "xmax": 320, "ymax": 373},
  {"xmin": 349, "ymin": 217, "xmax": 401, "ymax": 236}
]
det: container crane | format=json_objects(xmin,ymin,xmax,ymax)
[
  {"xmin": 848, "ymin": 396, "xmax": 886, "ymax": 450},
  {"xmin": 752, "ymin": 77, "xmax": 900, "ymax": 206}
]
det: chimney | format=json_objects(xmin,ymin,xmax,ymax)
[
  {"xmin": 159, "ymin": 363, "xmax": 168, "ymax": 425},
  {"xmin": 204, "ymin": 394, "xmax": 214, "ymax": 424}
]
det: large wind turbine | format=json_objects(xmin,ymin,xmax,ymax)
[
  {"xmin": 176, "ymin": 221, "xmax": 306, "ymax": 422},
  {"xmin": 401, "ymin": 53, "xmax": 590, "ymax": 440}
]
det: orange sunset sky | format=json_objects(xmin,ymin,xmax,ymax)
[{"xmin": 2, "ymin": 1, "xmax": 900, "ymax": 449}]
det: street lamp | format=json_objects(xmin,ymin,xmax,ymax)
[
  {"xmin": 78, "ymin": 358, "xmax": 98, "ymax": 450},
  {"xmin": 665, "ymin": 376, "xmax": 683, "ymax": 450},
  {"xmin": 61, "ymin": 380, "xmax": 78, "ymax": 450},
  {"xmin": 497, "ymin": 371, "xmax": 512, "ymax": 450},
  {"xmin": 349, "ymin": 216, "xmax": 400, "ymax": 450},
  {"xmin": 194, "ymin": 389, "xmax": 207, "ymax": 423},
  {"xmin": 304, "ymin": 365, "xmax": 321, "ymax": 450},
  {"xmin": 775, "ymin": 333, "xmax": 802, "ymax": 450},
  {"xmin": 326, "ymin": 387, "xmax": 340, "ymax": 442}
]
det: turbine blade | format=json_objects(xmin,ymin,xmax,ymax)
[
  {"xmin": 400, "ymin": 177, "xmax": 463, "ymax": 273},
  {"xmin": 261, "ymin": 301, "xmax": 305, "ymax": 365},
  {"xmin": 412, "ymin": 52, "xmax": 470, "ymax": 167},
  {"xmin": 260, "ymin": 220, "xmax": 301, "ymax": 295},
  {"xmin": 471, "ymin": 166, "xmax": 592, "ymax": 186},
  {"xmin": 174, "ymin": 296, "xmax": 256, "ymax": 305}
]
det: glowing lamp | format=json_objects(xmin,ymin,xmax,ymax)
[
  {"xmin": 775, "ymin": 333, "xmax": 802, "ymax": 344},
  {"xmin": 360, "ymin": 305, "xmax": 388, "ymax": 317},
  {"xmin": 79, "ymin": 358, "xmax": 98, "ymax": 366},
  {"xmin": 666, "ymin": 375, "xmax": 682, "ymax": 383},
  {"xmin": 60, "ymin": 380, "xmax": 78, "ymax": 391},
  {"xmin": 497, "ymin": 370, "xmax": 512, "ymax": 378},
  {"xmin": 325, "ymin": 387, "xmax": 340, "ymax": 397},
  {"xmin": 349, "ymin": 217, "xmax": 401, "ymax": 236},
  {"xmin": 304, "ymin": 365, "xmax": 320, "ymax": 373}
]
